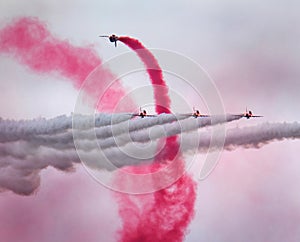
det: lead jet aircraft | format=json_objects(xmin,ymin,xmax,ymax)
[{"xmin": 99, "ymin": 34, "xmax": 119, "ymax": 47}]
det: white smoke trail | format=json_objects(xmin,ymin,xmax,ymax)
[
  {"xmin": 0, "ymin": 114, "xmax": 239, "ymax": 151},
  {"xmin": 180, "ymin": 122, "xmax": 300, "ymax": 153},
  {"xmin": 224, "ymin": 122, "xmax": 300, "ymax": 149},
  {"xmin": 7, "ymin": 113, "xmax": 190, "ymax": 149},
  {"xmin": 0, "ymin": 113, "xmax": 133, "ymax": 143},
  {"xmin": 88, "ymin": 114, "xmax": 240, "ymax": 150},
  {"xmin": 0, "ymin": 113, "xmax": 188, "ymax": 146},
  {"xmin": 0, "ymin": 113, "xmax": 236, "ymax": 195},
  {"xmin": 0, "ymin": 112, "xmax": 299, "ymax": 195}
]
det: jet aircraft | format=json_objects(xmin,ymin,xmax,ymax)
[
  {"xmin": 181, "ymin": 107, "xmax": 210, "ymax": 118},
  {"xmin": 99, "ymin": 34, "xmax": 119, "ymax": 47},
  {"xmin": 131, "ymin": 108, "xmax": 157, "ymax": 118},
  {"xmin": 241, "ymin": 108, "xmax": 263, "ymax": 119}
]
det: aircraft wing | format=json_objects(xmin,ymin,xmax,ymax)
[
  {"xmin": 234, "ymin": 114, "xmax": 263, "ymax": 118},
  {"xmin": 130, "ymin": 113, "xmax": 157, "ymax": 118},
  {"xmin": 179, "ymin": 113, "xmax": 210, "ymax": 117}
]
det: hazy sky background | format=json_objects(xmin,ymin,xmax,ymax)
[{"xmin": 0, "ymin": 0, "xmax": 300, "ymax": 241}]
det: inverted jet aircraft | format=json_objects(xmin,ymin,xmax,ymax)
[{"xmin": 99, "ymin": 34, "xmax": 119, "ymax": 47}]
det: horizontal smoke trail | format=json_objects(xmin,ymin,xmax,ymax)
[
  {"xmin": 215, "ymin": 122, "xmax": 300, "ymax": 150},
  {"xmin": 180, "ymin": 122, "xmax": 300, "ymax": 153},
  {"xmin": 0, "ymin": 114, "xmax": 239, "ymax": 151},
  {"xmin": 33, "ymin": 113, "xmax": 191, "ymax": 149},
  {"xmin": 0, "ymin": 113, "xmax": 134, "ymax": 143},
  {"xmin": 1, "ymin": 115, "xmax": 299, "ymax": 155},
  {"xmin": 93, "ymin": 114, "xmax": 240, "ymax": 150},
  {"xmin": 0, "ymin": 113, "xmax": 238, "ymax": 195},
  {"xmin": 0, "ymin": 115, "xmax": 299, "ymax": 195},
  {"xmin": 2, "ymin": 121, "xmax": 299, "ymax": 167}
]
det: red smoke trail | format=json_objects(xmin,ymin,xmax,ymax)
[
  {"xmin": 0, "ymin": 17, "xmax": 197, "ymax": 241},
  {"xmin": 118, "ymin": 37, "xmax": 171, "ymax": 114},
  {"xmin": 117, "ymin": 37, "xmax": 197, "ymax": 241},
  {"xmin": 0, "ymin": 17, "xmax": 131, "ymax": 111}
]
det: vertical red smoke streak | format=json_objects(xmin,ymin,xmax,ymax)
[
  {"xmin": 118, "ymin": 37, "xmax": 171, "ymax": 114},
  {"xmin": 0, "ymin": 17, "xmax": 131, "ymax": 111},
  {"xmin": 117, "ymin": 37, "xmax": 197, "ymax": 242}
]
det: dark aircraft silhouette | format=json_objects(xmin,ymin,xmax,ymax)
[{"xmin": 99, "ymin": 34, "xmax": 119, "ymax": 47}]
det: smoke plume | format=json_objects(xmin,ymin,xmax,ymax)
[{"xmin": 1, "ymin": 17, "xmax": 300, "ymax": 242}]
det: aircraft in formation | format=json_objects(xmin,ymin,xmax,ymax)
[
  {"xmin": 130, "ymin": 107, "xmax": 262, "ymax": 119},
  {"xmin": 240, "ymin": 107, "xmax": 263, "ymax": 119},
  {"xmin": 99, "ymin": 36, "xmax": 263, "ymax": 120},
  {"xmin": 131, "ymin": 108, "xmax": 157, "ymax": 118},
  {"xmin": 183, "ymin": 107, "xmax": 210, "ymax": 118},
  {"xmin": 99, "ymin": 34, "xmax": 119, "ymax": 47}
]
